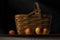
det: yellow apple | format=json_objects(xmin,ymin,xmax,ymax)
[
  {"xmin": 43, "ymin": 28, "xmax": 48, "ymax": 35},
  {"xmin": 35, "ymin": 27, "xmax": 41, "ymax": 35}
]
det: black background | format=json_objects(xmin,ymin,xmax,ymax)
[{"xmin": 1, "ymin": 0, "xmax": 60, "ymax": 34}]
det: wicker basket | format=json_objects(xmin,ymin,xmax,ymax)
[{"xmin": 15, "ymin": 2, "xmax": 52, "ymax": 35}]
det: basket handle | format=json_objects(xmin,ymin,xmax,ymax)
[{"xmin": 28, "ymin": 2, "xmax": 41, "ymax": 17}]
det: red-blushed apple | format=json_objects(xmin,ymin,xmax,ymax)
[
  {"xmin": 9, "ymin": 30, "xmax": 15, "ymax": 35},
  {"xmin": 24, "ymin": 28, "xmax": 31, "ymax": 35}
]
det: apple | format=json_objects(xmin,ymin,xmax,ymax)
[
  {"xmin": 24, "ymin": 28, "xmax": 31, "ymax": 35},
  {"xmin": 43, "ymin": 28, "xmax": 48, "ymax": 35},
  {"xmin": 35, "ymin": 27, "xmax": 41, "ymax": 35},
  {"xmin": 9, "ymin": 30, "xmax": 15, "ymax": 35}
]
